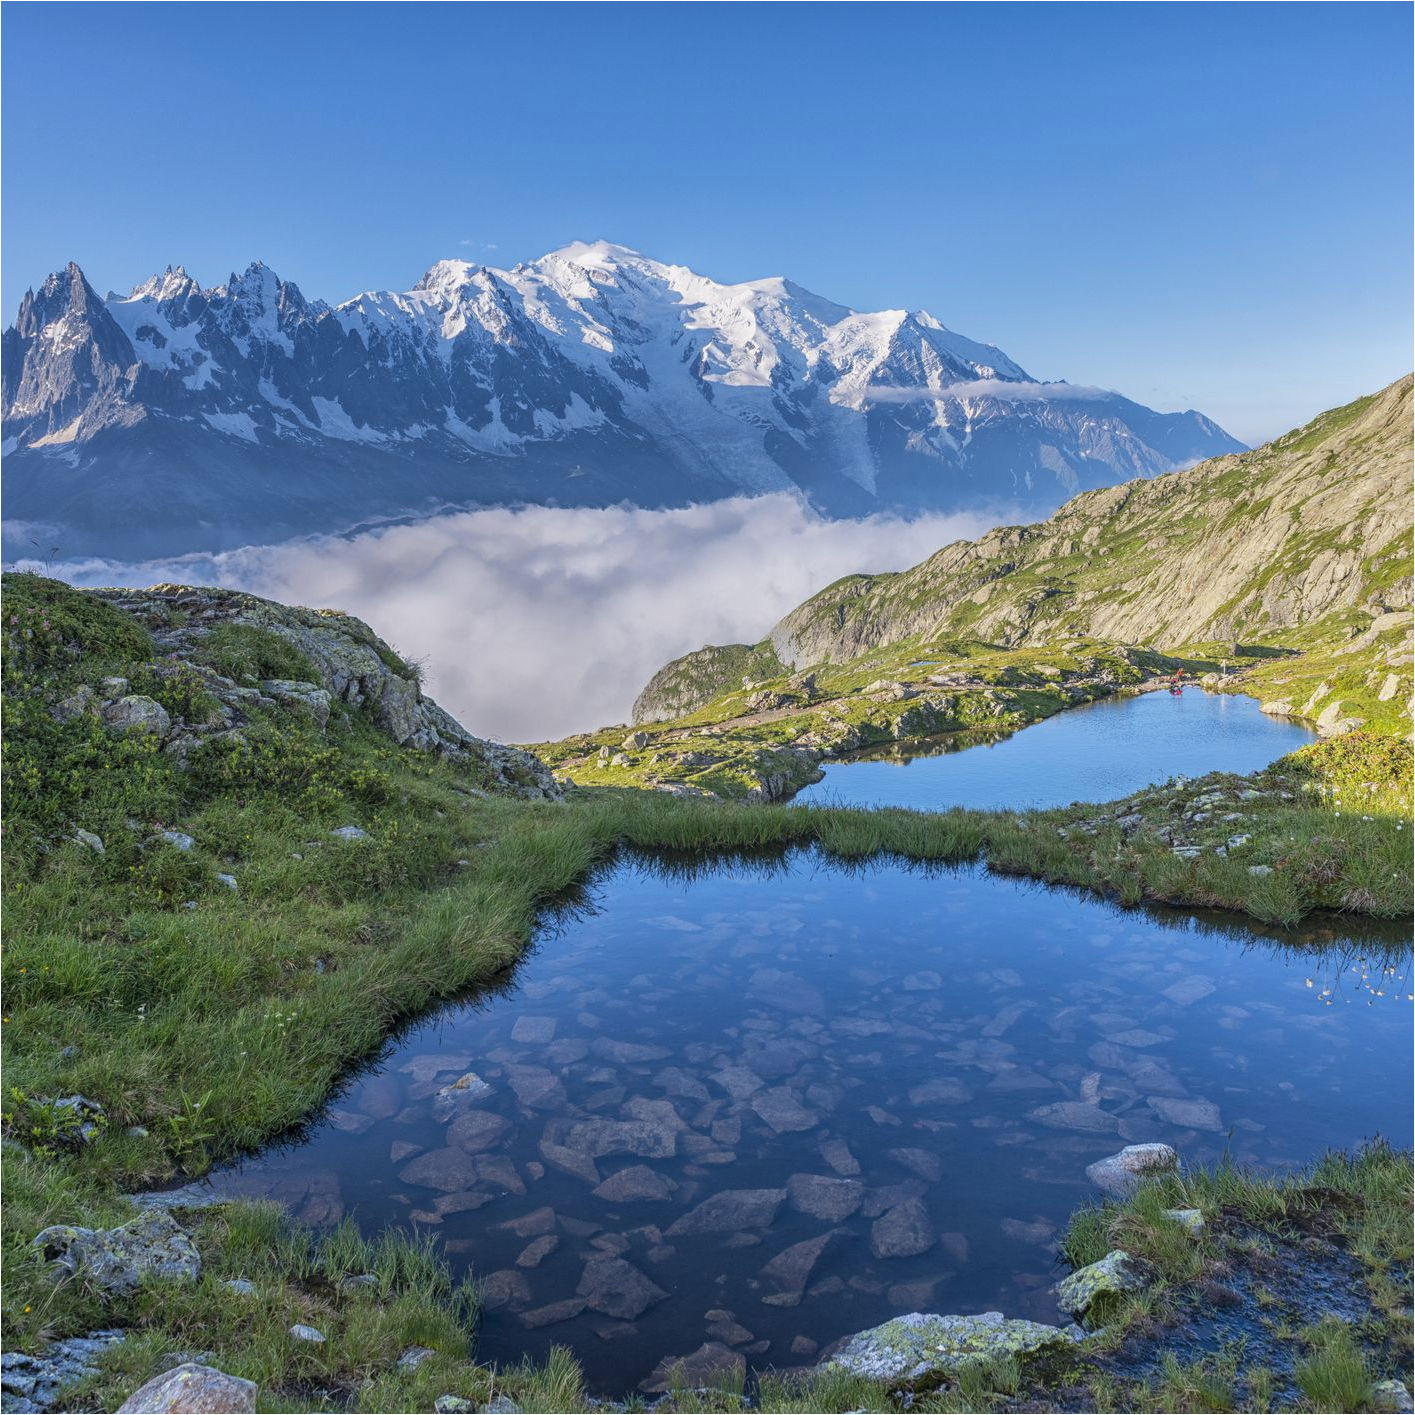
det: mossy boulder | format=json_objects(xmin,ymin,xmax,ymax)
[
  {"xmin": 825, "ymin": 1310, "xmax": 1071, "ymax": 1384},
  {"xmin": 32, "ymin": 1209, "xmax": 201, "ymax": 1295},
  {"xmin": 1056, "ymin": 1249, "xmax": 1145, "ymax": 1321}
]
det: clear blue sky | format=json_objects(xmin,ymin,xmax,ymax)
[{"xmin": 3, "ymin": 2, "xmax": 1409, "ymax": 443}]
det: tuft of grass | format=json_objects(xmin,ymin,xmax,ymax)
[
  {"xmin": 187, "ymin": 622, "xmax": 319, "ymax": 685},
  {"xmin": 1293, "ymin": 1319, "xmax": 1374, "ymax": 1413}
]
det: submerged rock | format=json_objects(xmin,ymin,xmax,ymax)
[
  {"xmin": 32, "ymin": 1210, "xmax": 200, "ymax": 1294},
  {"xmin": 576, "ymin": 1257, "xmax": 668, "ymax": 1320},
  {"xmin": 786, "ymin": 1173, "xmax": 863, "ymax": 1221},
  {"xmin": 641, "ymin": 1342, "xmax": 745, "ymax": 1394},
  {"xmin": 115, "ymin": 1363, "xmax": 257, "ymax": 1414},
  {"xmin": 592, "ymin": 1165, "xmax": 677, "ymax": 1202},
  {"xmin": 665, "ymin": 1188, "xmax": 785, "ymax": 1236},
  {"xmin": 826, "ymin": 1310, "xmax": 1070, "ymax": 1383},
  {"xmin": 870, "ymin": 1198, "xmax": 934, "ymax": 1259},
  {"xmin": 758, "ymin": 1231, "xmax": 838, "ymax": 1306}
]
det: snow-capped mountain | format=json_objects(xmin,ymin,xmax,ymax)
[{"xmin": 1, "ymin": 242, "xmax": 1244, "ymax": 558}]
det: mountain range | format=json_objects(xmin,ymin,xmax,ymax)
[{"xmin": 1, "ymin": 241, "xmax": 1244, "ymax": 558}]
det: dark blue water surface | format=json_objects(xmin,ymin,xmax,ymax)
[
  {"xmin": 792, "ymin": 689, "xmax": 1315, "ymax": 812},
  {"xmin": 202, "ymin": 851, "xmax": 1411, "ymax": 1393}
]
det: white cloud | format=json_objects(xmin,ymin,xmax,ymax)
[{"xmin": 47, "ymin": 497, "xmax": 1002, "ymax": 743}]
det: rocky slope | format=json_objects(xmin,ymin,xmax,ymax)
[
  {"xmin": 634, "ymin": 377, "xmax": 1413, "ymax": 734},
  {"xmin": 8, "ymin": 576, "xmax": 560, "ymax": 800},
  {"xmin": 1, "ymin": 244, "xmax": 1242, "ymax": 557}
]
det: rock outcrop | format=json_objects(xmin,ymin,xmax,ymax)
[{"xmin": 64, "ymin": 583, "xmax": 560, "ymax": 799}]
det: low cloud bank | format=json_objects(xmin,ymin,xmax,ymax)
[{"xmin": 43, "ymin": 496, "xmax": 999, "ymax": 742}]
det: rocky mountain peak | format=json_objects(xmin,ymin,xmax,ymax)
[{"xmin": 2, "ymin": 242, "xmax": 1248, "ymax": 559}]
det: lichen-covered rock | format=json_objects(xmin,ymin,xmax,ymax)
[
  {"xmin": 1056, "ymin": 1250, "xmax": 1144, "ymax": 1319},
  {"xmin": 825, "ymin": 1310, "xmax": 1070, "ymax": 1384},
  {"xmin": 1085, "ymin": 1142, "xmax": 1178, "ymax": 1198},
  {"xmin": 32, "ymin": 1209, "xmax": 201, "ymax": 1294},
  {"xmin": 259, "ymin": 679, "xmax": 332, "ymax": 730},
  {"xmin": 101, "ymin": 694, "xmax": 171, "ymax": 736},
  {"xmin": 115, "ymin": 1362, "xmax": 257, "ymax": 1413},
  {"xmin": 1163, "ymin": 1207, "xmax": 1205, "ymax": 1232},
  {"xmin": 1372, "ymin": 1379, "xmax": 1414, "ymax": 1414}
]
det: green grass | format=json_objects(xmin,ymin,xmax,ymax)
[{"xmin": 1293, "ymin": 1320, "xmax": 1375, "ymax": 1413}]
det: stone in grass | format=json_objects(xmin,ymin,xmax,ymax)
[
  {"xmin": 116, "ymin": 1363, "xmax": 257, "ymax": 1413},
  {"xmin": 481, "ymin": 1398, "xmax": 522, "ymax": 1414},
  {"xmin": 330, "ymin": 825, "xmax": 368, "ymax": 840},
  {"xmin": 1163, "ymin": 1207, "xmax": 1205, "ymax": 1232},
  {"xmin": 32, "ymin": 1210, "xmax": 201, "ymax": 1295},
  {"xmin": 1084, "ymin": 1143, "xmax": 1179, "ymax": 1199},
  {"xmin": 1056, "ymin": 1250, "xmax": 1145, "ymax": 1322},
  {"xmin": 1372, "ymin": 1380, "xmax": 1414, "ymax": 1414},
  {"xmin": 826, "ymin": 1311, "xmax": 1070, "ymax": 1384},
  {"xmin": 289, "ymin": 1324, "xmax": 325, "ymax": 1343},
  {"xmin": 224, "ymin": 1277, "xmax": 257, "ymax": 1296},
  {"xmin": 159, "ymin": 829, "xmax": 196, "ymax": 851},
  {"xmin": 103, "ymin": 695, "xmax": 171, "ymax": 737},
  {"xmin": 73, "ymin": 828, "xmax": 105, "ymax": 855},
  {"xmin": 434, "ymin": 1399, "xmax": 474, "ymax": 1414},
  {"xmin": 397, "ymin": 1346, "xmax": 437, "ymax": 1371}
]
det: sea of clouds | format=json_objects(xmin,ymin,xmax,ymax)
[{"xmin": 40, "ymin": 496, "xmax": 1001, "ymax": 742}]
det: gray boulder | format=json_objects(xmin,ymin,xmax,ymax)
[
  {"xmin": 826, "ymin": 1311, "xmax": 1070, "ymax": 1383},
  {"xmin": 0, "ymin": 1331, "xmax": 122, "ymax": 1411},
  {"xmin": 1085, "ymin": 1142, "xmax": 1178, "ymax": 1199},
  {"xmin": 101, "ymin": 695, "xmax": 171, "ymax": 736},
  {"xmin": 32, "ymin": 1210, "xmax": 200, "ymax": 1295},
  {"xmin": 116, "ymin": 1363, "xmax": 257, "ymax": 1413}
]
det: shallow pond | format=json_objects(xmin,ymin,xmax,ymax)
[
  {"xmin": 791, "ymin": 689, "xmax": 1315, "ymax": 812},
  {"xmin": 200, "ymin": 851, "xmax": 1410, "ymax": 1393}
]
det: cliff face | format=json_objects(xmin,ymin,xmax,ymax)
[{"xmin": 635, "ymin": 378, "xmax": 1412, "ymax": 725}]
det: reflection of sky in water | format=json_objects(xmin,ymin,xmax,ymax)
[
  {"xmin": 205, "ymin": 854, "xmax": 1411, "ymax": 1393},
  {"xmin": 793, "ymin": 689, "xmax": 1315, "ymax": 812}
]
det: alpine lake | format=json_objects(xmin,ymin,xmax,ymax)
[{"xmin": 188, "ymin": 690, "xmax": 1413, "ymax": 1393}]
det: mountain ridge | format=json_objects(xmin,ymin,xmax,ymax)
[
  {"xmin": 629, "ymin": 376, "xmax": 1413, "ymax": 732},
  {"xmin": 2, "ymin": 242, "xmax": 1243, "ymax": 558}
]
